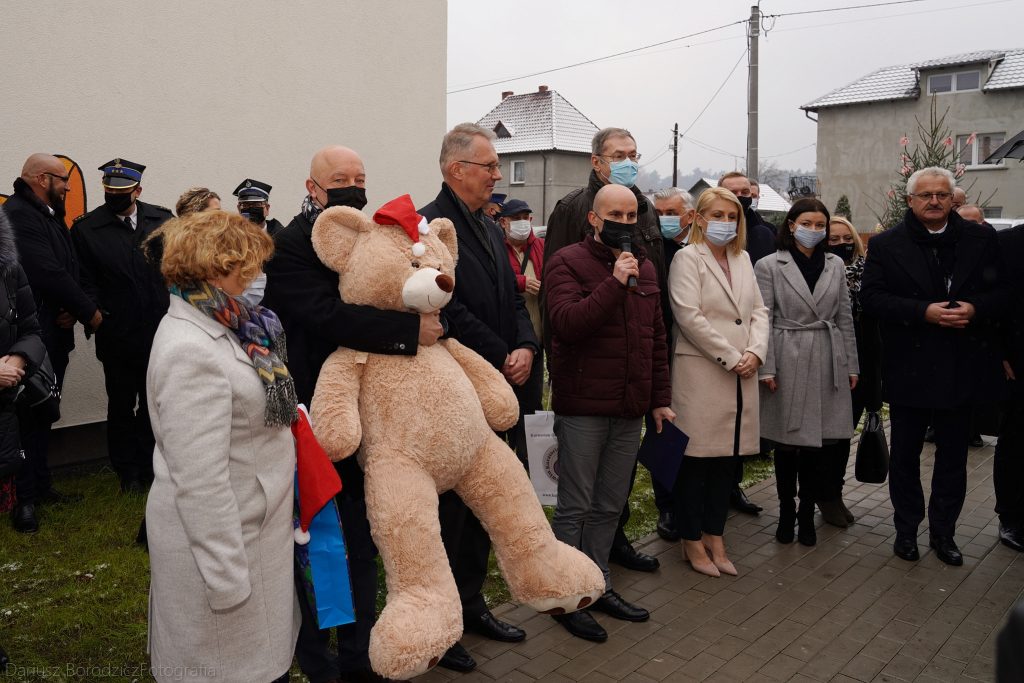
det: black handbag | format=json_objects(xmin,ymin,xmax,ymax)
[
  {"xmin": 855, "ymin": 411, "xmax": 889, "ymax": 483},
  {"xmin": 20, "ymin": 350, "xmax": 61, "ymax": 423}
]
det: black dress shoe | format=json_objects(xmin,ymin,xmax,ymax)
[
  {"xmin": 37, "ymin": 487, "xmax": 84, "ymax": 506},
  {"xmin": 553, "ymin": 610, "xmax": 607, "ymax": 642},
  {"xmin": 12, "ymin": 503, "xmax": 39, "ymax": 534},
  {"xmin": 999, "ymin": 523, "xmax": 1024, "ymax": 552},
  {"xmin": 730, "ymin": 486, "xmax": 762, "ymax": 515},
  {"xmin": 465, "ymin": 610, "xmax": 525, "ymax": 642},
  {"xmin": 923, "ymin": 426, "xmax": 936, "ymax": 443},
  {"xmin": 591, "ymin": 590, "xmax": 649, "ymax": 622},
  {"xmin": 609, "ymin": 542, "xmax": 660, "ymax": 572},
  {"xmin": 437, "ymin": 642, "xmax": 476, "ymax": 673},
  {"xmin": 929, "ymin": 535, "xmax": 964, "ymax": 566},
  {"xmin": 893, "ymin": 534, "xmax": 920, "ymax": 561},
  {"xmin": 656, "ymin": 511, "xmax": 681, "ymax": 541},
  {"xmin": 338, "ymin": 668, "xmax": 409, "ymax": 683}
]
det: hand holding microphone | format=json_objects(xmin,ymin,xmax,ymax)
[
  {"xmin": 613, "ymin": 249, "xmax": 640, "ymax": 289},
  {"xmin": 619, "ymin": 237, "xmax": 638, "ymax": 291}
]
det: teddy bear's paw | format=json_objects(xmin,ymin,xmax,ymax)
[
  {"xmin": 369, "ymin": 593, "xmax": 461, "ymax": 680},
  {"xmin": 506, "ymin": 541, "xmax": 606, "ymax": 616},
  {"xmin": 532, "ymin": 593, "xmax": 600, "ymax": 615}
]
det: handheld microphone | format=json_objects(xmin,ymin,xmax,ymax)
[{"xmin": 620, "ymin": 237, "xmax": 638, "ymax": 291}]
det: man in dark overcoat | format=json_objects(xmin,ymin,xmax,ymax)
[{"xmin": 861, "ymin": 167, "xmax": 1008, "ymax": 566}]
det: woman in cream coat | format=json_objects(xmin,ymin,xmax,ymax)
[
  {"xmin": 669, "ymin": 187, "xmax": 769, "ymax": 577},
  {"xmin": 145, "ymin": 211, "xmax": 300, "ymax": 683}
]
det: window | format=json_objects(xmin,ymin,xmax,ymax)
[
  {"xmin": 511, "ymin": 160, "xmax": 525, "ymax": 185},
  {"xmin": 927, "ymin": 70, "xmax": 981, "ymax": 94},
  {"xmin": 983, "ymin": 206, "xmax": 1002, "ymax": 219},
  {"xmin": 957, "ymin": 132, "xmax": 1006, "ymax": 165}
]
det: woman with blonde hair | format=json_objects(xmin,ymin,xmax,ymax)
[
  {"xmin": 145, "ymin": 210, "xmax": 299, "ymax": 683},
  {"xmin": 669, "ymin": 187, "xmax": 769, "ymax": 577},
  {"xmin": 816, "ymin": 214, "xmax": 881, "ymax": 528},
  {"xmin": 174, "ymin": 186, "xmax": 220, "ymax": 216}
]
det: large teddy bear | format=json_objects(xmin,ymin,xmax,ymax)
[{"xmin": 309, "ymin": 196, "xmax": 604, "ymax": 680}]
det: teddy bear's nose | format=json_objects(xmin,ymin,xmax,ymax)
[{"xmin": 435, "ymin": 273, "xmax": 454, "ymax": 293}]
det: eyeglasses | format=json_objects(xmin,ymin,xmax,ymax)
[
  {"xmin": 458, "ymin": 160, "xmax": 501, "ymax": 174},
  {"xmin": 597, "ymin": 153, "xmax": 642, "ymax": 163},
  {"xmin": 43, "ymin": 172, "xmax": 70, "ymax": 183},
  {"xmin": 909, "ymin": 192, "xmax": 953, "ymax": 201}
]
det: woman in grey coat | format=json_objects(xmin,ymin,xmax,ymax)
[{"xmin": 756, "ymin": 199, "xmax": 859, "ymax": 547}]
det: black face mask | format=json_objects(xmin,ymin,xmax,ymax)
[
  {"xmin": 241, "ymin": 206, "xmax": 266, "ymax": 225},
  {"xmin": 324, "ymin": 185, "xmax": 367, "ymax": 210},
  {"xmin": 104, "ymin": 191, "xmax": 134, "ymax": 214},
  {"xmin": 827, "ymin": 243, "xmax": 856, "ymax": 263},
  {"xmin": 597, "ymin": 218, "xmax": 635, "ymax": 249},
  {"xmin": 738, "ymin": 195, "xmax": 753, "ymax": 210}
]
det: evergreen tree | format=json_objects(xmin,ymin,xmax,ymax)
[
  {"xmin": 834, "ymin": 194, "xmax": 852, "ymax": 221},
  {"xmin": 874, "ymin": 97, "xmax": 966, "ymax": 230}
]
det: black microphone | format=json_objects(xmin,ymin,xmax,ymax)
[{"xmin": 620, "ymin": 237, "xmax": 638, "ymax": 291}]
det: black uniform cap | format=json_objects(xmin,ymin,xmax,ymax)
[
  {"xmin": 233, "ymin": 179, "xmax": 272, "ymax": 202},
  {"xmin": 99, "ymin": 158, "xmax": 145, "ymax": 189}
]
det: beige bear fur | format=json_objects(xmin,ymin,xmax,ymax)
[{"xmin": 308, "ymin": 206, "xmax": 605, "ymax": 680}]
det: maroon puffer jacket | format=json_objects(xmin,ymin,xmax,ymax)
[{"xmin": 545, "ymin": 235, "xmax": 671, "ymax": 418}]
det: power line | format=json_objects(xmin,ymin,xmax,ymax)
[
  {"xmin": 681, "ymin": 49, "xmax": 749, "ymax": 138},
  {"xmin": 762, "ymin": 142, "xmax": 817, "ymax": 158},
  {"xmin": 445, "ymin": 19, "xmax": 746, "ymax": 94},
  {"xmin": 767, "ymin": 0, "xmax": 1010, "ymax": 34},
  {"xmin": 763, "ymin": 0, "xmax": 928, "ymax": 19}
]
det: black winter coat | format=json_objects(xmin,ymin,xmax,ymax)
[
  {"xmin": 262, "ymin": 211, "xmax": 420, "ymax": 406},
  {"xmin": 998, "ymin": 224, "xmax": 1024, "ymax": 398},
  {"xmin": 71, "ymin": 201, "xmax": 172, "ymax": 362},
  {"xmin": 860, "ymin": 209, "xmax": 1009, "ymax": 409},
  {"xmin": 420, "ymin": 184, "xmax": 539, "ymax": 370},
  {"xmin": 744, "ymin": 206, "xmax": 776, "ymax": 265},
  {"xmin": 0, "ymin": 209, "xmax": 45, "ymax": 471},
  {"xmin": 3, "ymin": 178, "xmax": 96, "ymax": 357}
]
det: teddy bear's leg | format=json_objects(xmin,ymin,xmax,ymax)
[
  {"xmin": 363, "ymin": 454, "xmax": 462, "ymax": 680},
  {"xmin": 454, "ymin": 434, "xmax": 605, "ymax": 616}
]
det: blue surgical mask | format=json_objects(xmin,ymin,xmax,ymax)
[
  {"xmin": 659, "ymin": 215, "xmax": 682, "ymax": 239},
  {"xmin": 793, "ymin": 226, "xmax": 827, "ymax": 249},
  {"xmin": 608, "ymin": 158, "xmax": 639, "ymax": 187},
  {"xmin": 705, "ymin": 220, "xmax": 737, "ymax": 246}
]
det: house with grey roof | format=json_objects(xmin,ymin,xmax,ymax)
[
  {"xmin": 802, "ymin": 49, "xmax": 1024, "ymax": 227},
  {"xmin": 476, "ymin": 86, "xmax": 599, "ymax": 223}
]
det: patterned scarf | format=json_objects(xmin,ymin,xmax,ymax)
[
  {"xmin": 172, "ymin": 282, "xmax": 298, "ymax": 427},
  {"xmin": 300, "ymin": 195, "xmax": 323, "ymax": 227}
]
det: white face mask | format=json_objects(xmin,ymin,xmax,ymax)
[
  {"xmin": 508, "ymin": 219, "xmax": 532, "ymax": 240},
  {"xmin": 704, "ymin": 220, "xmax": 738, "ymax": 246},
  {"xmin": 750, "ymin": 197, "xmax": 759, "ymax": 211}
]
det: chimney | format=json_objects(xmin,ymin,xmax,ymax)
[
  {"xmin": 501, "ymin": 90, "xmax": 514, "ymax": 100},
  {"xmin": 538, "ymin": 85, "xmax": 549, "ymax": 93}
]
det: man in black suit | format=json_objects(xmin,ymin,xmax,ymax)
[
  {"xmin": 263, "ymin": 145, "xmax": 442, "ymax": 683},
  {"xmin": 4, "ymin": 154, "xmax": 99, "ymax": 532},
  {"xmin": 72, "ymin": 159, "xmax": 172, "ymax": 494},
  {"xmin": 418, "ymin": 123, "xmax": 539, "ymax": 673},
  {"xmin": 995, "ymin": 222, "xmax": 1024, "ymax": 553},
  {"xmin": 861, "ymin": 166, "xmax": 1008, "ymax": 566}
]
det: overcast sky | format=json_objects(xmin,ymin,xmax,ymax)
[{"xmin": 447, "ymin": 0, "xmax": 1023, "ymax": 181}]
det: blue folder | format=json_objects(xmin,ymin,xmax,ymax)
[{"xmin": 637, "ymin": 415, "xmax": 689, "ymax": 493}]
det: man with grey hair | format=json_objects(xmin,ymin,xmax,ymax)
[
  {"xmin": 419, "ymin": 122, "xmax": 539, "ymax": 673},
  {"xmin": 861, "ymin": 166, "xmax": 1008, "ymax": 567},
  {"xmin": 952, "ymin": 186, "xmax": 967, "ymax": 211},
  {"xmin": 541, "ymin": 126, "xmax": 665, "ymax": 573}
]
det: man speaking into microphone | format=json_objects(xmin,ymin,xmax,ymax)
[{"xmin": 542, "ymin": 184, "xmax": 674, "ymax": 641}]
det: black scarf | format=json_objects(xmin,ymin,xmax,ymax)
[
  {"xmin": 789, "ymin": 245, "xmax": 826, "ymax": 293},
  {"xmin": 904, "ymin": 208, "xmax": 960, "ymax": 296}
]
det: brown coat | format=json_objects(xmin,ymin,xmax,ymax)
[{"xmin": 668, "ymin": 244, "xmax": 769, "ymax": 457}]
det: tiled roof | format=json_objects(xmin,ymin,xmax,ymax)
[
  {"xmin": 476, "ymin": 89, "xmax": 599, "ymax": 154},
  {"xmin": 692, "ymin": 178, "xmax": 791, "ymax": 213},
  {"xmin": 802, "ymin": 49, "xmax": 1024, "ymax": 110}
]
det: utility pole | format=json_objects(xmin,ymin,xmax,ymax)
[
  {"xmin": 672, "ymin": 122, "xmax": 679, "ymax": 187},
  {"xmin": 746, "ymin": 4, "xmax": 759, "ymax": 181}
]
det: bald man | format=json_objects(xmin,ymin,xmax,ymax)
[
  {"xmin": 262, "ymin": 145, "xmax": 441, "ymax": 683},
  {"xmin": 957, "ymin": 204, "xmax": 986, "ymax": 225},
  {"xmin": 543, "ymin": 183, "xmax": 673, "ymax": 642},
  {"xmin": 4, "ymin": 154, "xmax": 99, "ymax": 532}
]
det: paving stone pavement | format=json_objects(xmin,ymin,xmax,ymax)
[{"xmin": 416, "ymin": 437, "xmax": 1023, "ymax": 682}]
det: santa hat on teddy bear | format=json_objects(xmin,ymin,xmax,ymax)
[{"xmin": 373, "ymin": 194, "xmax": 431, "ymax": 257}]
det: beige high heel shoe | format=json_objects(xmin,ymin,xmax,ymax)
[
  {"xmin": 682, "ymin": 539, "xmax": 720, "ymax": 577},
  {"xmin": 703, "ymin": 535, "xmax": 738, "ymax": 576}
]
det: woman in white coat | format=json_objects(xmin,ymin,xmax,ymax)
[
  {"xmin": 145, "ymin": 211, "xmax": 300, "ymax": 683},
  {"xmin": 756, "ymin": 199, "xmax": 859, "ymax": 547},
  {"xmin": 669, "ymin": 187, "xmax": 769, "ymax": 577}
]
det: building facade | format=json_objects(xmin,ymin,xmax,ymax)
[{"xmin": 803, "ymin": 49, "xmax": 1024, "ymax": 229}]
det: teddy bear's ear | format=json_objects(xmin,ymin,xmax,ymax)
[
  {"xmin": 311, "ymin": 206, "xmax": 372, "ymax": 272},
  {"xmin": 431, "ymin": 218, "xmax": 458, "ymax": 265}
]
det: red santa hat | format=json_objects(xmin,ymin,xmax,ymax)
[
  {"xmin": 373, "ymin": 194, "xmax": 430, "ymax": 257},
  {"xmin": 292, "ymin": 405, "xmax": 342, "ymax": 544}
]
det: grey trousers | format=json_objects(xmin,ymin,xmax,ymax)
[{"xmin": 552, "ymin": 414, "xmax": 643, "ymax": 590}]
